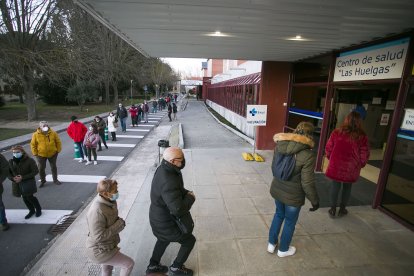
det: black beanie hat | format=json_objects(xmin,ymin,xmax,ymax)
[{"xmin": 71, "ymin": 116, "xmax": 77, "ymax": 121}]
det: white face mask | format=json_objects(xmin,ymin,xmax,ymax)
[
  {"xmin": 89, "ymin": 127, "xmax": 93, "ymax": 131},
  {"xmin": 42, "ymin": 126, "xmax": 49, "ymax": 132}
]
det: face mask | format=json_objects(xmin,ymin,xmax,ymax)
[
  {"xmin": 177, "ymin": 158, "xmax": 186, "ymax": 170},
  {"xmin": 13, "ymin": 152, "xmax": 23, "ymax": 159},
  {"xmin": 110, "ymin": 192, "xmax": 119, "ymax": 201},
  {"xmin": 95, "ymin": 119, "xmax": 99, "ymax": 122},
  {"xmin": 110, "ymin": 113, "xmax": 113, "ymax": 116},
  {"xmin": 42, "ymin": 126, "xmax": 49, "ymax": 132},
  {"xmin": 119, "ymin": 105, "xmax": 122, "ymax": 108},
  {"xmin": 89, "ymin": 127, "xmax": 93, "ymax": 131}
]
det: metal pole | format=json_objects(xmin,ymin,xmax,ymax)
[
  {"xmin": 253, "ymin": 126, "xmax": 256, "ymax": 155},
  {"xmin": 130, "ymin": 80, "xmax": 133, "ymax": 105}
]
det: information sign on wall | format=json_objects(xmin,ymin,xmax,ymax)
[
  {"xmin": 401, "ymin": 109, "xmax": 414, "ymax": 131},
  {"xmin": 246, "ymin": 105, "xmax": 267, "ymax": 126},
  {"xmin": 334, "ymin": 38, "xmax": 409, "ymax": 82}
]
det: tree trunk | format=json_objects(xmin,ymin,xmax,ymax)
[
  {"xmin": 104, "ymin": 78, "xmax": 110, "ymax": 105},
  {"xmin": 23, "ymin": 73, "xmax": 37, "ymax": 121},
  {"xmin": 112, "ymin": 81, "xmax": 119, "ymax": 104},
  {"xmin": 19, "ymin": 91, "xmax": 24, "ymax": 104}
]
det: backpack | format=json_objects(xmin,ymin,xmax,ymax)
[{"xmin": 272, "ymin": 152, "xmax": 296, "ymax": 181}]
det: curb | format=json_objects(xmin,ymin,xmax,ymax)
[{"xmin": 178, "ymin": 123, "xmax": 184, "ymax": 149}]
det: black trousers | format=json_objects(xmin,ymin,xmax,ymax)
[
  {"xmin": 22, "ymin": 195, "xmax": 41, "ymax": 213},
  {"xmin": 36, "ymin": 154, "xmax": 58, "ymax": 182},
  {"xmin": 168, "ymin": 112, "xmax": 172, "ymax": 121},
  {"xmin": 111, "ymin": 132, "xmax": 116, "ymax": 141},
  {"xmin": 150, "ymin": 234, "xmax": 196, "ymax": 268},
  {"xmin": 98, "ymin": 133, "xmax": 107, "ymax": 150},
  {"xmin": 330, "ymin": 181, "xmax": 352, "ymax": 207}
]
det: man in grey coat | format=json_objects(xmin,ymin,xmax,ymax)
[
  {"xmin": 146, "ymin": 147, "xmax": 196, "ymax": 276},
  {"xmin": 0, "ymin": 153, "xmax": 10, "ymax": 231}
]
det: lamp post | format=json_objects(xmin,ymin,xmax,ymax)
[{"xmin": 130, "ymin": 80, "xmax": 133, "ymax": 105}]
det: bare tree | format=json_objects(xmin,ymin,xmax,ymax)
[{"xmin": 0, "ymin": 0, "xmax": 59, "ymax": 121}]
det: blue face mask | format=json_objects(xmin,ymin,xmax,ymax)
[
  {"xmin": 13, "ymin": 152, "xmax": 23, "ymax": 159},
  {"xmin": 110, "ymin": 192, "xmax": 119, "ymax": 201}
]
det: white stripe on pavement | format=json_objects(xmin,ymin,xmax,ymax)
[
  {"xmin": 97, "ymin": 156, "xmax": 124, "ymax": 161},
  {"xmin": 126, "ymin": 129, "xmax": 150, "ymax": 132},
  {"xmin": 46, "ymin": 175, "xmax": 106, "ymax": 183},
  {"xmin": 105, "ymin": 143, "xmax": 136, "ymax": 147},
  {"xmin": 116, "ymin": 135, "xmax": 144, "ymax": 138},
  {"xmin": 129, "ymin": 124, "xmax": 156, "ymax": 127},
  {"xmin": 6, "ymin": 209, "xmax": 73, "ymax": 224}
]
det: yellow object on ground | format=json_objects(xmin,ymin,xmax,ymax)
[
  {"xmin": 242, "ymin": 152, "xmax": 254, "ymax": 161},
  {"xmin": 253, "ymin": 153, "xmax": 265, "ymax": 162}
]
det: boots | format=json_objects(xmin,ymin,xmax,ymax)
[
  {"xmin": 338, "ymin": 205, "xmax": 348, "ymax": 217},
  {"xmin": 33, "ymin": 197, "xmax": 42, "ymax": 217},
  {"xmin": 328, "ymin": 207, "xmax": 336, "ymax": 218}
]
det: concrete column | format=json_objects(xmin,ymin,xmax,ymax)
[
  {"xmin": 202, "ymin": 77, "xmax": 212, "ymax": 100},
  {"xmin": 256, "ymin": 61, "xmax": 292, "ymax": 150}
]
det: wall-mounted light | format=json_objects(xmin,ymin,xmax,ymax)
[
  {"xmin": 204, "ymin": 30, "xmax": 233, "ymax": 37},
  {"xmin": 286, "ymin": 35, "xmax": 310, "ymax": 41}
]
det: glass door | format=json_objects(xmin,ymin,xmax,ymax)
[{"xmin": 381, "ymin": 85, "xmax": 414, "ymax": 225}]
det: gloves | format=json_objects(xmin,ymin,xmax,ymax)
[{"xmin": 309, "ymin": 203, "xmax": 319, "ymax": 212}]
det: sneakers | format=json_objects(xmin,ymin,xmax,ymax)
[
  {"xmin": 78, "ymin": 158, "xmax": 85, "ymax": 163},
  {"xmin": 146, "ymin": 263, "xmax": 168, "ymax": 274},
  {"xmin": 93, "ymin": 161, "xmax": 98, "ymax": 165},
  {"xmin": 277, "ymin": 246, "xmax": 296, "ymax": 258},
  {"xmin": 1, "ymin": 223, "xmax": 10, "ymax": 231},
  {"xmin": 267, "ymin": 243, "xmax": 277, "ymax": 254},
  {"xmin": 85, "ymin": 161, "xmax": 91, "ymax": 166},
  {"xmin": 169, "ymin": 265, "xmax": 193, "ymax": 275}
]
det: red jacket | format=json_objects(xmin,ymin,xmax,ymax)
[
  {"xmin": 67, "ymin": 121, "xmax": 88, "ymax": 143},
  {"xmin": 129, "ymin": 107, "xmax": 138, "ymax": 117},
  {"xmin": 325, "ymin": 129, "xmax": 370, "ymax": 183}
]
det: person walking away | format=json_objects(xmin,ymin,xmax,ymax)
[
  {"xmin": 147, "ymin": 147, "xmax": 196, "ymax": 276},
  {"xmin": 67, "ymin": 116, "xmax": 88, "ymax": 163},
  {"xmin": 116, "ymin": 103, "xmax": 128, "ymax": 132},
  {"xmin": 143, "ymin": 101, "xmax": 149, "ymax": 123},
  {"xmin": 172, "ymin": 102, "xmax": 178, "ymax": 121},
  {"xmin": 325, "ymin": 111, "xmax": 370, "ymax": 218},
  {"xmin": 0, "ymin": 153, "xmax": 9, "ymax": 230},
  {"xmin": 93, "ymin": 116, "xmax": 108, "ymax": 151},
  {"xmin": 84, "ymin": 124, "xmax": 101, "ymax": 166},
  {"xmin": 167, "ymin": 103, "xmax": 172, "ymax": 122},
  {"xmin": 86, "ymin": 179, "xmax": 134, "ymax": 276},
  {"xmin": 30, "ymin": 121, "xmax": 62, "ymax": 187},
  {"xmin": 268, "ymin": 122, "xmax": 319, "ymax": 257},
  {"xmin": 129, "ymin": 105, "xmax": 138, "ymax": 127},
  {"xmin": 8, "ymin": 146, "xmax": 42, "ymax": 219},
  {"xmin": 107, "ymin": 112, "xmax": 118, "ymax": 141},
  {"xmin": 152, "ymin": 100, "xmax": 158, "ymax": 113},
  {"xmin": 174, "ymin": 94, "xmax": 178, "ymax": 103}
]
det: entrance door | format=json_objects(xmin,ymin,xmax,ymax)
[{"xmin": 324, "ymin": 84, "xmax": 399, "ymax": 187}]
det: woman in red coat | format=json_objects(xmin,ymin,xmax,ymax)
[{"xmin": 325, "ymin": 111, "xmax": 370, "ymax": 217}]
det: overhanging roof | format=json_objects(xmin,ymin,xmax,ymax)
[{"xmin": 75, "ymin": 0, "xmax": 414, "ymax": 61}]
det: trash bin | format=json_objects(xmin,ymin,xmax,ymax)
[{"xmin": 158, "ymin": 139, "xmax": 170, "ymax": 163}]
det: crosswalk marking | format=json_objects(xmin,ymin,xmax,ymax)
[
  {"xmin": 105, "ymin": 143, "xmax": 135, "ymax": 147},
  {"xmin": 129, "ymin": 124, "xmax": 155, "ymax": 127},
  {"xmin": 46, "ymin": 175, "xmax": 106, "ymax": 183},
  {"xmin": 126, "ymin": 129, "xmax": 150, "ymax": 132},
  {"xmin": 116, "ymin": 135, "xmax": 144, "ymax": 138},
  {"xmin": 96, "ymin": 156, "xmax": 124, "ymax": 161},
  {"xmin": 6, "ymin": 209, "xmax": 73, "ymax": 224}
]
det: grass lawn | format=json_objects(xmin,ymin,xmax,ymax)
[{"xmin": 0, "ymin": 128, "xmax": 33, "ymax": 141}]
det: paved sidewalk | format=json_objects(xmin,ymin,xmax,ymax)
[{"xmin": 27, "ymin": 99, "xmax": 414, "ymax": 276}]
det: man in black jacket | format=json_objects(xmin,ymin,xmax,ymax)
[
  {"xmin": 116, "ymin": 103, "xmax": 128, "ymax": 132},
  {"xmin": 146, "ymin": 147, "xmax": 196, "ymax": 276},
  {"xmin": 0, "ymin": 153, "xmax": 10, "ymax": 231}
]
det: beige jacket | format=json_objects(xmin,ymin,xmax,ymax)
[{"xmin": 85, "ymin": 195, "xmax": 125, "ymax": 263}]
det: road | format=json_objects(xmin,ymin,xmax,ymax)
[{"xmin": 0, "ymin": 111, "xmax": 167, "ymax": 276}]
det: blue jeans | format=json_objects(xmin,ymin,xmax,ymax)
[
  {"xmin": 0, "ymin": 191, "xmax": 7, "ymax": 224},
  {"xmin": 120, "ymin": 117, "xmax": 127, "ymax": 131},
  {"xmin": 269, "ymin": 200, "xmax": 301, "ymax": 252},
  {"xmin": 75, "ymin": 142, "xmax": 85, "ymax": 159}
]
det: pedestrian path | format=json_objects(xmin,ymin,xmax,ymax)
[{"xmin": 26, "ymin": 98, "xmax": 414, "ymax": 276}]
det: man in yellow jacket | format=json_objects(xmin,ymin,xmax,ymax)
[{"xmin": 30, "ymin": 121, "xmax": 62, "ymax": 187}]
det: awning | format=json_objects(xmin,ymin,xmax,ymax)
[{"xmin": 210, "ymin": 72, "xmax": 261, "ymax": 88}]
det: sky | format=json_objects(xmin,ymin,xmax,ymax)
[{"xmin": 162, "ymin": 58, "xmax": 207, "ymax": 78}]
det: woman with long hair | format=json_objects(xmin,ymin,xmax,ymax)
[
  {"xmin": 325, "ymin": 111, "xmax": 370, "ymax": 217},
  {"xmin": 83, "ymin": 124, "xmax": 101, "ymax": 166}
]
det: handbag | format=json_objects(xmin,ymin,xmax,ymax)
[
  {"xmin": 113, "ymin": 122, "xmax": 119, "ymax": 128},
  {"xmin": 171, "ymin": 212, "xmax": 194, "ymax": 235},
  {"xmin": 19, "ymin": 178, "xmax": 37, "ymax": 195}
]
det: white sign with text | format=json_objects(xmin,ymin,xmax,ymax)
[
  {"xmin": 246, "ymin": 105, "xmax": 267, "ymax": 126},
  {"xmin": 401, "ymin": 109, "xmax": 414, "ymax": 131},
  {"xmin": 334, "ymin": 38, "xmax": 409, "ymax": 82}
]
